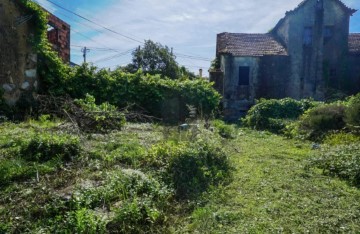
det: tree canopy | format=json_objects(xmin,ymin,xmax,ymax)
[{"xmin": 123, "ymin": 40, "xmax": 195, "ymax": 80}]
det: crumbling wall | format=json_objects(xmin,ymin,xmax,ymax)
[
  {"xmin": 0, "ymin": 1, "xmax": 38, "ymax": 105},
  {"xmin": 47, "ymin": 13, "xmax": 70, "ymax": 63}
]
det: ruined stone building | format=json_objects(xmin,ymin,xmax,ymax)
[
  {"xmin": 0, "ymin": 0, "xmax": 70, "ymax": 105},
  {"xmin": 211, "ymin": 0, "xmax": 360, "ymax": 121}
]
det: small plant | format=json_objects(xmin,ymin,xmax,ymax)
[
  {"xmin": 64, "ymin": 208, "xmax": 107, "ymax": 234},
  {"xmin": 323, "ymin": 132, "xmax": 360, "ymax": 146},
  {"xmin": 345, "ymin": 93, "xmax": 360, "ymax": 130},
  {"xmin": 107, "ymin": 198, "xmax": 165, "ymax": 233},
  {"xmin": 212, "ymin": 120, "xmax": 236, "ymax": 139},
  {"xmin": 310, "ymin": 144, "xmax": 360, "ymax": 186},
  {"xmin": 20, "ymin": 133, "xmax": 80, "ymax": 162}
]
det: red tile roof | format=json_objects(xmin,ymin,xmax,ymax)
[
  {"xmin": 216, "ymin": 33, "xmax": 288, "ymax": 57},
  {"xmin": 349, "ymin": 33, "xmax": 360, "ymax": 55}
]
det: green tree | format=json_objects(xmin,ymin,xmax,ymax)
[{"xmin": 124, "ymin": 40, "xmax": 194, "ymax": 79}]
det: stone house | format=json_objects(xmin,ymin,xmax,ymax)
[
  {"xmin": 0, "ymin": 0, "xmax": 70, "ymax": 106},
  {"xmin": 211, "ymin": 0, "xmax": 360, "ymax": 121}
]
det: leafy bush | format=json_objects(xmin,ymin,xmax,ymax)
[
  {"xmin": 212, "ymin": 120, "xmax": 236, "ymax": 139},
  {"xmin": 20, "ymin": 133, "xmax": 80, "ymax": 162},
  {"xmin": 74, "ymin": 94, "xmax": 126, "ymax": 133},
  {"xmin": 310, "ymin": 144, "xmax": 360, "ymax": 186},
  {"xmin": 323, "ymin": 132, "xmax": 360, "ymax": 146},
  {"xmin": 295, "ymin": 103, "xmax": 346, "ymax": 141},
  {"xmin": 242, "ymin": 98, "xmax": 316, "ymax": 133},
  {"xmin": 148, "ymin": 140, "xmax": 232, "ymax": 199},
  {"xmin": 345, "ymin": 93, "xmax": 360, "ymax": 130}
]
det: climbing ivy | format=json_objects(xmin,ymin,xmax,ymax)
[{"xmin": 18, "ymin": 0, "xmax": 71, "ymax": 94}]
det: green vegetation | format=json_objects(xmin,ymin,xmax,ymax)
[
  {"xmin": 213, "ymin": 119, "xmax": 236, "ymax": 139},
  {"xmin": 122, "ymin": 40, "xmax": 195, "ymax": 80},
  {"xmin": 184, "ymin": 129, "xmax": 360, "ymax": 233},
  {"xmin": 345, "ymin": 93, "xmax": 360, "ymax": 130},
  {"xmin": 294, "ymin": 103, "xmax": 347, "ymax": 140},
  {"xmin": 1, "ymin": 3, "xmax": 220, "ymax": 122},
  {"xmin": 74, "ymin": 94, "xmax": 126, "ymax": 133},
  {"xmin": 147, "ymin": 140, "xmax": 232, "ymax": 199},
  {"xmin": 1, "ymin": 2, "xmax": 358, "ymax": 233},
  {"xmin": 1, "ymin": 102, "xmax": 360, "ymax": 232},
  {"xmin": 310, "ymin": 144, "xmax": 360, "ymax": 187},
  {"xmin": 0, "ymin": 119, "xmax": 232, "ymax": 233},
  {"xmin": 62, "ymin": 65, "xmax": 221, "ymax": 120},
  {"xmin": 242, "ymin": 98, "xmax": 317, "ymax": 133}
]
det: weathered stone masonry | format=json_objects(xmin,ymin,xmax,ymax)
[
  {"xmin": 0, "ymin": 0, "xmax": 38, "ymax": 105},
  {"xmin": 0, "ymin": 1, "xmax": 70, "ymax": 106}
]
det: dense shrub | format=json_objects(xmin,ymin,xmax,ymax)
[
  {"xmin": 212, "ymin": 120, "xmax": 236, "ymax": 139},
  {"xmin": 20, "ymin": 133, "xmax": 80, "ymax": 162},
  {"xmin": 295, "ymin": 103, "xmax": 346, "ymax": 141},
  {"xmin": 345, "ymin": 93, "xmax": 360, "ymax": 130},
  {"xmin": 242, "ymin": 98, "xmax": 316, "ymax": 133},
  {"xmin": 310, "ymin": 144, "xmax": 360, "ymax": 186},
  {"xmin": 46, "ymin": 65, "xmax": 221, "ymax": 121},
  {"xmin": 148, "ymin": 140, "xmax": 232, "ymax": 199}
]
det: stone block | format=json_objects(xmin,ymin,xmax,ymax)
[
  {"xmin": 25, "ymin": 69, "xmax": 37, "ymax": 78},
  {"xmin": 2, "ymin": 84, "xmax": 16, "ymax": 92},
  {"xmin": 21, "ymin": 81, "xmax": 30, "ymax": 90}
]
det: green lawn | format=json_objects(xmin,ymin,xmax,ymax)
[{"xmin": 185, "ymin": 129, "xmax": 360, "ymax": 233}]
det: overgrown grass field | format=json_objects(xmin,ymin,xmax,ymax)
[{"xmin": 0, "ymin": 119, "xmax": 359, "ymax": 233}]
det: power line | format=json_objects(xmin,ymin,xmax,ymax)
[
  {"xmin": 71, "ymin": 45, "xmax": 119, "ymax": 52},
  {"xmin": 70, "ymin": 29, "xmax": 113, "ymax": 50},
  {"xmin": 53, "ymin": 10, "xmax": 140, "ymax": 50},
  {"xmin": 93, "ymin": 48, "xmax": 136, "ymax": 63},
  {"xmin": 174, "ymin": 52, "xmax": 212, "ymax": 62},
  {"xmin": 40, "ymin": 0, "xmax": 144, "ymax": 44}
]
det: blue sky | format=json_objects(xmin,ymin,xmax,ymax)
[{"xmin": 36, "ymin": 0, "xmax": 360, "ymax": 76}]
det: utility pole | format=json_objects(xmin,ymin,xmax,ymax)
[{"xmin": 81, "ymin": 47, "xmax": 90, "ymax": 63}]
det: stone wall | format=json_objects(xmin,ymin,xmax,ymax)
[{"xmin": 0, "ymin": 0, "xmax": 38, "ymax": 105}]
